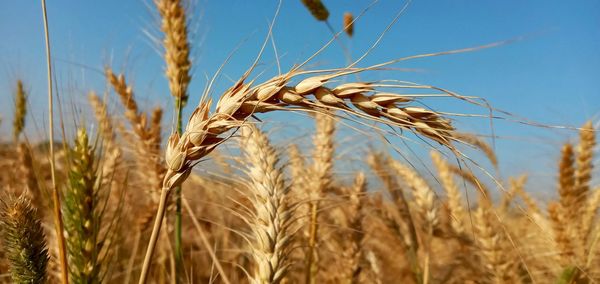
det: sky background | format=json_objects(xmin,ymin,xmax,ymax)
[{"xmin": 0, "ymin": 1, "xmax": 598, "ymax": 195}]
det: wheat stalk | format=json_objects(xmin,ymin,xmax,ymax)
[
  {"xmin": 40, "ymin": 1, "xmax": 69, "ymax": 282},
  {"xmin": 139, "ymin": 55, "xmax": 459, "ymax": 282},
  {"xmin": 431, "ymin": 151, "xmax": 466, "ymax": 234},
  {"xmin": 390, "ymin": 160, "xmax": 438, "ymax": 284}
]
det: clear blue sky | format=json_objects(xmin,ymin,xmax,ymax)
[{"xmin": 0, "ymin": 1, "xmax": 598, "ymax": 191}]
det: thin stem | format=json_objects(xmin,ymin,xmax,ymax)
[
  {"xmin": 182, "ymin": 197, "xmax": 232, "ymax": 284},
  {"xmin": 139, "ymin": 187, "xmax": 171, "ymax": 284},
  {"xmin": 41, "ymin": 1, "xmax": 69, "ymax": 283},
  {"xmin": 174, "ymin": 100, "xmax": 184, "ymax": 282},
  {"xmin": 124, "ymin": 231, "xmax": 142, "ymax": 284}
]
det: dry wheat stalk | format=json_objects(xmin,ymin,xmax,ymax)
[
  {"xmin": 105, "ymin": 69, "xmax": 165, "ymax": 193},
  {"xmin": 88, "ymin": 92, "xmax": 116, "ymax": 148},
  {"xmin": 548, "ymin": 202, "xmax": 575, "ymax": 266},
  {"xmin": 431, "ymin": 151, "xmax": 466, "ymax": 234},
  {"xmin": 558, "ymin": 144, "xmax": 576, "ymax": 215},
  {"xmin": 88, "ymin": 92, "xmax": 122, "ymax": 188},
  {"xmin": 140, "ymin": 56, "xmax": 459, "ymax": 282},
  {"xmin": 575, "ymin": 122, "xmax": 596, "ymax": 242},
  {"xmin": 390, "ymin": 160, "xmax": 438, "ymax": 284},
  {"xmin": 240, "ymin": 125, "xmax": 294, "ymax": 284},
  {"xmin": 582, "ymin": 189, "xmax": 600, "ymax": 250},
  {"xmin": 473, "ymin": 205, "xmax": 520, "ymax": 283},
  {"xmin": 391, "ymin": 161, "xmax": 438, "ymax": 230},
  {"xmin": 155, "ymin": 0, "xmax": 192, "ymax": 107},
  {"xmin": 367, "ymin": 151, "xmax": 419, "ymax": 247},
  {"xmin": 305, "ymin": 112, "xmax": 335, "ymax": 283}
]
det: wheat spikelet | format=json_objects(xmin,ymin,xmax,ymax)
[
  {"xmin": 88, "ymin": 92, "xmax": 123, "ymax": 188},
  {"xmin": 106, "ymin": 68, "xmax": 165, "ymax": 192},
  {"xmin": 88, "ymin": 92, "xmax": 116, "ymax": 148},
  {"xmin": 548, "ymin": 202, "xmax": 575, "ymax": 266},
  {"xmin": 343, "ymin": 12, "xmax": 354, "ymax": 37},
  {"xmin": 0, "ymin": 194, "xmax": 49, "ymax": 284},
  {"xmin": 391, "ymin": 161, "xmax": 438, "ymax": 229},
  {"xmin": 300, "ymin": 0, "xmax": 329, "ymax": 21},
  {"xmin": 582, "ymin": 188, "xmax": 600, "ymax": 249},
  {"xmin": 558, "ymin": 144, "xmax": 576, "ymax": 213},
  {"xmin": 431, "ymin": 151, "xmax": 465, "ymax": 234},
  {"xmin": 575, "ymin": 121, "xmax": 596, "ymax": 243},
  {"xmin": 155, "ymin": 0, "xmax": 192, "ymax": 107},
  {"xmin": 13, "ymin": 79, "xmax": 27, "ymax": 142},
  {"xmin": 16, "ymin": 143, "xmax": 43, "ymax": 211},
  {"xmin": 240, "ymin": 125, "xmax": 294, "ymax": 284},
  {"xmin": 473, "ymin": 205, "xmax": 520, "ymax": 283},
  {"xmin": 575, "ymin": 121, "xmax": 595, "ymax": 197}
]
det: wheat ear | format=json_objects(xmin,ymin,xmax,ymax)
[
  {"xmin": 346, "ymin": 172, "xmax": 367, "ymax": 283},
  {"xmin": 431, "ymin": 151, "xmax": 465, "ymax": 234},
  {"xmin": 473, "ymin": 205, "xmax": 519, "ymax": 283},
  {"xmin": 300, "ymin": 0, "xmax": 329, "ymax": 21},
  {"xmin": 13, "ymin": 79, "xmax": 27, "ymax": 142},
  {"xmin": 63, "ymin": 128, "xmax": 102, "ymax": 282},
  {"xmin": 390, "ymin": 160, "xmax": 438, "ymax": 284},
  {"xmin": 575, "ymin": 122, "xmax": 596, "ymax": 242},
  {"xmin": 240, "ymin": 125, "xmax": 294, "ymax": 284},
  {"xmin": 154, "ymin": 0, "xmax": 193, "ymax": 275},
  {"xmin": 140, "ymin": 62, "xmax": 458, "ymax": 282},
  {"xmin": 305, "ymin": 112, "xmax": 335, "ymax": 284},
  {"xmin": 343, "ymin": 12, "xmax": 354, "ymax": 37},
  {"xmin": 0, "ymin": 194, "xmax": 49, "ymax": 284}
]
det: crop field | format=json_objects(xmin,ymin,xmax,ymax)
[{"xmin": 0, "ymin": 1, "xmax": 598, "ymax": 283}]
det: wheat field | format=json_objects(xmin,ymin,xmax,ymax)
[{"xmin": 0, "ymin": 1, "xmax": 598, "ymax": 283}]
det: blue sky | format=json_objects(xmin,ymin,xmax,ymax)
[{"xmin": 0, "ymin": 1, "xmax": 598, "ymax": 192}]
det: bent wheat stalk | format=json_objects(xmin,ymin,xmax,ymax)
[{"xmin": 138, "ymin": 63, "xmax": 460, "ymax": 281}]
